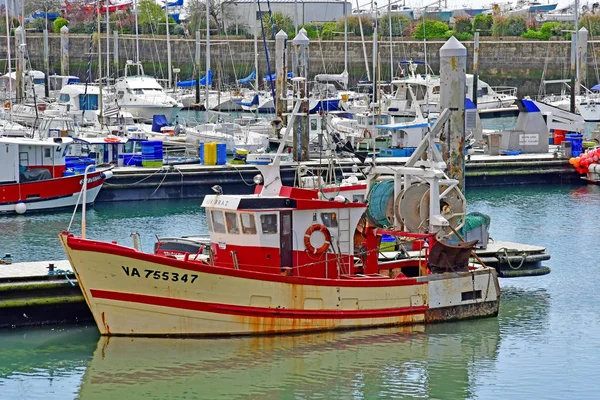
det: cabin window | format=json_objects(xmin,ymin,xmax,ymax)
[
  {"xmin": 225, "ymin": 212, "xmax": 239, "ymax": 234},
  {"xmin": 260, "ymin": 214, "xmax": 278, "ymax": 235},
  {"xmin": 211, "ymin": 210, "xmax": 226, "ymax": 233},
  {"xmin": 241, "ymin": 213, "xmax": 257, "ymax": 234},
  {"xmin": 321, "ymin": 212, "xmax": 338, "ymax": 228},
  {"xmin": 134, "ymin": 89, "xmax": 143, "ymax": 95},
  {"xmin": 353, "ymin": 194, "xmax": 365, "ymax": 203},
  {"xmin": 59, "ymin": 94, "xmax": 70, "ymax": 103},
  {"xmin": 206, "ymin": 210, "xmax": 213, "ymax": 232},
  {"xmin": 44, "ymin": 148, "xmax": 51, "ymax": 158},
  {"xmin": 310, "ymin": 119, "xmax": 318, "ymax": 131}
]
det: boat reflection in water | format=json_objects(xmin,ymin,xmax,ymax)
[
  {"xmin": 0, "ymin": 285, "xmax": 549, "ymax": 399},
  {"xmin": 76, "ymin": 286, "xmax": 550, "ymax": 399}
]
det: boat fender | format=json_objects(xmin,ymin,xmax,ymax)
[
  {"xmin": 363, "ymin": 129, "xmax": 372, "ymax": 139},
  {"xmin": 3, "ymin": 101, "xmax": 11, "ymax": 110},
  {"xmin": 304, "ymin": 224, "xmax": 331, "ymax": 255},
  {"xmin": 101, "ymin": 170, "xmax": 114, "ymax": 180},
  {"xmin": 14, "ymin": 202, "xmax": 26, "ymax": 215},
  {"xmin": 104, "ymin": 137, "xmax": 120, "ymax": 143}
]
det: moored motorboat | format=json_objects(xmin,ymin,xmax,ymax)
[{"xmin": 0, "ymin": 136, "xmax": 111, "ymax": 214}]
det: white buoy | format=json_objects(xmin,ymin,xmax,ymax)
[{"xmin": 15, "ymin": 202, "xmax": 26, "ymax": 214}]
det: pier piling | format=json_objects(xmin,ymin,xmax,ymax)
[
  {"xmin": 439, "ymin": 36, "xmax": 467, "ymax": 190},
  {"xmin": 60, "ymin": 26, "xmax": 69, "ymax": 76},
  {"xmin": 292, "ymin": 29, "xmax": 310, "ymax": 162}
]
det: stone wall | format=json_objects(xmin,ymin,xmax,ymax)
[{"xmin": 0, "ymin": 33, "xmax": 591, "ymax": 97}]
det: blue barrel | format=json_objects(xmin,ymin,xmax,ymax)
[
  {"xmin": 141, "ymin": 141, "xmax": 163, "ymax": 161},
  {"xmin": 216, "ymin": 143, "xmax": 227, "ymax": 165},
  {"xmin": 566, "ymin": 133, "xmax": 583, "ymax": 157},
  {"xmin": 199, "ymin": 143, "xmax": 204, "ymax": 165}
]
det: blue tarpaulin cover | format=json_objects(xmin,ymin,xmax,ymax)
[
  {"xmin": 177, "ymin": 70, "xmax": 212, "ymax": 87},
  {"xmin": 263, "ymin": 72, "xmax": 293, "ymax": 82},
  {"xmin": 152, "ymin": 115, "xmax": 169, "ymax": 133},
  {"xmin": 238, "ymin": 70, "xmax": 256, "ymax": 84},
  {"xmin": 237, "ymin": 94, "xmax": 260, "ymax": 107}
]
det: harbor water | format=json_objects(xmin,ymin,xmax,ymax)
[{"xmin": 1, "ymin": 183, "xmax": 600, "ymax": 399}]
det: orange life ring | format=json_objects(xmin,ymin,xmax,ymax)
[
  {"xmin": 362, "ymin": 129, "xmax": 372, "ymax": 139},
  {"xmin": 104, "ymin": 137, "xmax": 120, "ymax": 143},
  {"xmin": 3, "ymin": 101, "xmax": 11, "ymax": 110},
  {"xmin": 304, "ymin": 224, "xmax": 331, "ymax": 255}
]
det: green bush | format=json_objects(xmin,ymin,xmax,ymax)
[
  {"xmin": 321, "ymin": 22, "xmax": 337, "ymax": 40},
  {"xmin": 473, "ymin": 14, "xmax": 493, "ymax": 35},
  {"xmin": 262, "ymin": 12, "xmax": 295, "ymax": 38},
  {"xmin": 53, "ymin": 17, "xmax": 68, "ymax": 33},
  {"xmin": 378, "ymin": 14, "xmax": 412, "ymax": 37},
  {"xmin": 454, "ymin": 16, "xmax": 472, "ymax": 34},
  {"xmin": 413, "ymin": 19, "xmax": 449, "ymax": 39},
  {"xmin": 173, "ymin": 23, "xmax": 185, "ymax": 36},
  {"xmin": 493, "ymin": 15, "xmax": 526, "ymax": 37},
  {"xmin": 579, "ymin": 14, "xmax": 600, "ymax": 36},
  {"xmin": 346, "ymin": 16, "xmax": 374, "ymax": 36}
]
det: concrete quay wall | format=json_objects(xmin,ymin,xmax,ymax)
[{"xmin": 0, "ymin": 34, "xmax": 591, "ymax": 97}]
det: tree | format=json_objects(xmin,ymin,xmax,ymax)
[
  {"xmin": 25, "ymin": 0, "xmax": 61, "ymax": 31},
  {"xmin": 454, "ymin": 16, "xmax": 472, "ymax": 34},
  {"xmin": 344, "ymin": 15, "xmax": 374, "ymax": 36},
  {"xmin": 473, "ymin": 14, "xmax": 493, "ymax": 36},
  {"xmin": 579, "ymin": 14, "xmax": 600, "ymax": 36},
  {"xmin": 53, "ymin": 17, "xmax": 68, "ymax": 33},
  {"xmin": 263, "ymin": 12, "xmax": 294, "ymax": 38},
  {"xmin": 138, "ymin": 0, "xmax": 165, "ymax": 34},
  {"xmin": 186, "ymin": 0, "xmax": 236, "ymax": 34},
  {"xmin": 378, "ymin": 14, "xmax": 412, "ymax": 37},
  {"xmin": 413, "ymin": 19, "xmax": 449, "ymax": 39},
  {"xmin": 492, "ymin": 15, "xmax": 526, "ymax": 37}
]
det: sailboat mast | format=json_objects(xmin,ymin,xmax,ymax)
[
  {"xmin": 97, "ymin": 1, "xmax": 103, "ymax": 118},
  {"xmin": 205, "ymin": 0, "xmax": 211, "ymax": 123},
  {"xmin": 388, "ymin": 0, "xmax": 393, "ymax": 81},
  {"xmin": 355, "ymin": 0, "xmax": 370, "ymax": 81},
  {"xmin": 4, "ymin": 0, "xmax": 12, "ymax": 102},
  {"xmin": 166, "ymin": 1, "xmax": 172, "ymax": 89},
  {"xmin": 106, "ymin": 0, "xmax": 110, "ymax": 82},
  {"xmin": 135, "ymin": 0, "xmax": 140, "ymax": 62},
  {"xmin": 344, "ymin": 1, "xmax": 348, "ymax": 87},
  {"xmin": 254, "ymin": 0, "xmax": 259, "ymax": 116}
]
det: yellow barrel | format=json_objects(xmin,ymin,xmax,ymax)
[{"xmin": 204, "ymin": 142, "xmax": 217, "ymax": 165}]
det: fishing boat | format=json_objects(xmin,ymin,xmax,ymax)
[
  {"xmin": 0, "ymin": 136, "xmax": 111, "ymax": 214},
  {"xmin": 59, "ymin": 98, "xmax": 500, "ymax": 336}
]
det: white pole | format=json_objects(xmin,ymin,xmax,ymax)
[
  {"xmin": 166, "ymin": 1, "xmax": 172, "ymax": 89},
  {"xmin": 344, "ymin": 0, "xmax": 348, "ymax": 87},
  {"xmin": 4, "ymin": 0, "xmax": 12, "ymax": 102},
  {"xmin": 135, "ymin": 0, "xmax": 140, "ymax": 62},
  {"xmin": 81, "ymin": 164, "xmax": 94, "ymax": 239},
  {"xmin": 388, "ymin": 0, "xmax": 393, "ymax": 81},
  {"xmin": 205, "ymin": 0, "xmax": 211, "ymax": 121},
  {"xmin": 106, "ymin": 0, "xmax": 110, "ymax": 82}
]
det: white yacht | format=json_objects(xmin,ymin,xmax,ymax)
[
  {"xmin": 384, "ymin": 62, "xmax": 517, "ymax": 116},
  {"xmin": 112, "ymin": 61, "xmax": 183, "ymax": 122},
  {"xmin": 542, "ymin": 85, "xmax": 600, "ymax": 122}
]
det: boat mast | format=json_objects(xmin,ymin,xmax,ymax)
[
  {"xmin": 4, "ymin": 0, "xmax": 12, "ymax": 103},
  {"xmin": 166, "ymin": 0, "xmax": 172, "ymax": 89},
  {"xmin": 355, "ymin": 0, "xmax": 370, "ymax": 81},
  {"xmin": 205, "ymin": 0, "xmax": 210, "ymax": 123},
  {"xmin": 388, "ymin": 0, "xmax": 393, "ymax": 81},
  {"xmin": 135, "ymin": 0, "xmax": 140, "ymax": 62},
  {"xmin": 254, "ymin": 0, "xmax": 259, "ymax": 117},
  {"xmin": 106, "ymin": 0, "xmax": 110, "ymax": 82},
  {"xmin": 344, "ymin": 1, "xmax": 348, "ymax": 89},
  {"xmin": 97, "ymin": 1, "xmax": 103, "ymax": 121}
]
